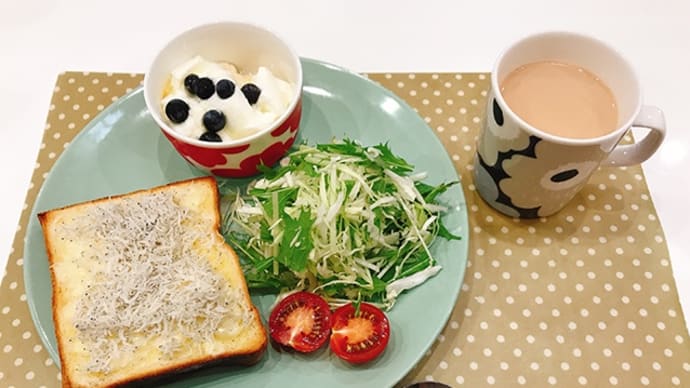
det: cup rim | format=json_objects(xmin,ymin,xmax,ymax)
[
  {"xmin": 143, "ymin": 21, "xmax": 303, "ymax": 149},
  {"xmin": 490, "ymin": 30, "xmax": 643, "ymax": 146}
]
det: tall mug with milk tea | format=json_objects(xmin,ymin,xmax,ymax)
[{"xmin": 473, "ymin": 31, "xmax": 666, "ymax": 218}]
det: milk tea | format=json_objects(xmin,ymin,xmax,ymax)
[{"xmin": 500, "ymin": 61, "xmax": 618, "ymax": 139}]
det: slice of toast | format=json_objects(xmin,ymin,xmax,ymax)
[{"xmin": 38, "ymin": 176, "xmax": 267, "ymax": 388}]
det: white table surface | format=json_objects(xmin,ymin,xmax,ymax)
[{"xmin": 1, "ymin": 0, "xmax": 688, "ymax": 326}]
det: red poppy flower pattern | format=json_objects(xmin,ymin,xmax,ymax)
[
  {"xmin": 212, "ymin": 135, "xmax": 297, "ymax": 177},
  {"xmin": 160, "ymin": 96, "xmax": 303, "ymax": 178}
]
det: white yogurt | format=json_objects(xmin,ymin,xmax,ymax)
[{"xmin": 161, "ymin": 55, "xmax": 294, "ymax": 142}]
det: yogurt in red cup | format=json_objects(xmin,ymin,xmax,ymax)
[{"xmin": 144, "ymin": 22, "xmax": 303, "ymax": 178}]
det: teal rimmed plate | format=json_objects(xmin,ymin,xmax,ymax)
[{"xmin": 24, "ymin": 58, "xmax": 468, "ymax": 387}]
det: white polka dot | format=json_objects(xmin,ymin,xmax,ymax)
[
  {"xmin": 664, "ymin": 348, "xmax": 673, "ymax": 357},
  {"xmin": 530, "ymin": 362, "xmax": 539, "ymax": 370},
  {"xmin": 469, "ymin": 361, "xmax": 478, "ymax": 370},
  {"xmin": 33, "ymin": 344, "xmax": 42, "ymax": 353},
  {"xmin": 641, "ymin": 376, "xmax": 650, "ymax": 385},
  {"xmin": 652, "ymin": 361, "xmax": 661, "ymax": 371},
  {"xmin": 456, "ymin": 376, "xmax": 464, "ymax": 384},
  {"xmin": 22, "ymin": 331, "xmax": 31, "ymax": 340},
  {"xmin": 513, "ymin": 348, "xmax": 522, "ymax": 357},
  {"xmin": 517, "ymin": 376, "xmax": 526, "ymax": 385},
  {"xmin": 672, "ymin": 376, "xmax": 681, "ymax": 386},
  {"xmin": 591, "ymin": 362, "xmax": 600, "ymax": 371},
  {"xmin": 439, "ymin": 360, "xmax": 448, "ymax": 369},
  {"xmin": 585, "ymin": 335, "xmax": 594, "ymax": 344},
  {"xmin": 500, "ymin": 361, "xmax": 509, "ymax": 370},
  {"xmin": 603, "ymin": 348, "xmax": 613, "ymax": 357},
  {"xmin": 14, "ymin": 357, "xmax": 23, "ymax": 366},
  {"xmin": 646, "ymin": 334, "xmax": 655, "ymax": 343},
  {"xmin": 609, "ymin": 376, "xmax": 618, "ymax": 385},
  {"xmin": 3, "ymin": 344, "xmax": 11, "ymax": 353},
  {"xmin": 25, "ymin": 371, "xmax": 34, "ymax": 381},
  {"xmin": 621, "ymin": 362, "xmax": 631, "ymax": 371},
  {"xmin": 544, "ymin": 348, "xmax": 552, "ymax": 357},
  {"xmin": 496, "ymin": 334, "xmax": 505, "ymax": 343},
  {"xmin": 634, "ymin": 348, "xmax": 643, "ymax": 357}
]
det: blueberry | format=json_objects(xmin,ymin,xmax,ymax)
[
  {"xmin": 199, "ymin": 131, "xmax": 222, "ymax": 142},
  {"xmin": 195, "ymin": 77, "xmax": 215, "ymax": 100},
  {"xmin": 216, "ymin": 79, "xmax": 236, "ymax": 99},
  {"xmin": 184, "ymin": 74, "xmax": 199, "ymax": 95},
  {"xmin": 241, "ymin": 83, "xmax": 261, "ymax": 105},
  {"xmin": 164, "ymin": 99, "xmax": 189, "ymax": 124},
  {"xmin": 203, "ymin": 109, "xmax": 226, "ymax": 132}
]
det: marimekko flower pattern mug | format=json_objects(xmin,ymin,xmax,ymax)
[{"xmin": 473, "ymin": 32, "xmax": 666, "ymax": 218}]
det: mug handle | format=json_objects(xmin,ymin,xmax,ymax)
[{"xmin": 602, "ymin": 105, "xmax": 666, "ymax": 167}]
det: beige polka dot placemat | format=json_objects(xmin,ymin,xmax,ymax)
[{"xmin": 1, "ymin": 71, "xmax": 688, "ymax": 387}]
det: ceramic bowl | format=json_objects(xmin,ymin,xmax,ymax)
[{"xmin": 144, "ymin": 22, "xmax": 303, "ymax": 177}]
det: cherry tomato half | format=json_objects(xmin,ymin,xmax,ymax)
[
  {"xmin": 329, "ymin": 302, "xmax": 390, "ymax": 364},
  {"xmin": 268, "ymin": 291, "xmax": 332, "ymax": 353}
]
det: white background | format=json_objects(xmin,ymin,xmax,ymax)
[{"xmin": 1, "ymin": 0, "xmax": 688, "ymax": 325}]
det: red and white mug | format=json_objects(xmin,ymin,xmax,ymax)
[{"xmin": 144, "ymin": 22, "xmax": 303, "ymax": 178}]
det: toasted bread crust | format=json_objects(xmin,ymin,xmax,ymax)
[{"xmin": 38, "ymin": 176, "xmax": 267, "ymax": 388}]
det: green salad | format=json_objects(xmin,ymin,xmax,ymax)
[{"xmin": 220, "ymin": 139, "xmax": 461, "ymax": 310}]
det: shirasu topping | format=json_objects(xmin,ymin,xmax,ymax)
[{"xmin": 60, "ymin": 191, "xmax": 249, "ymax": 373}]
